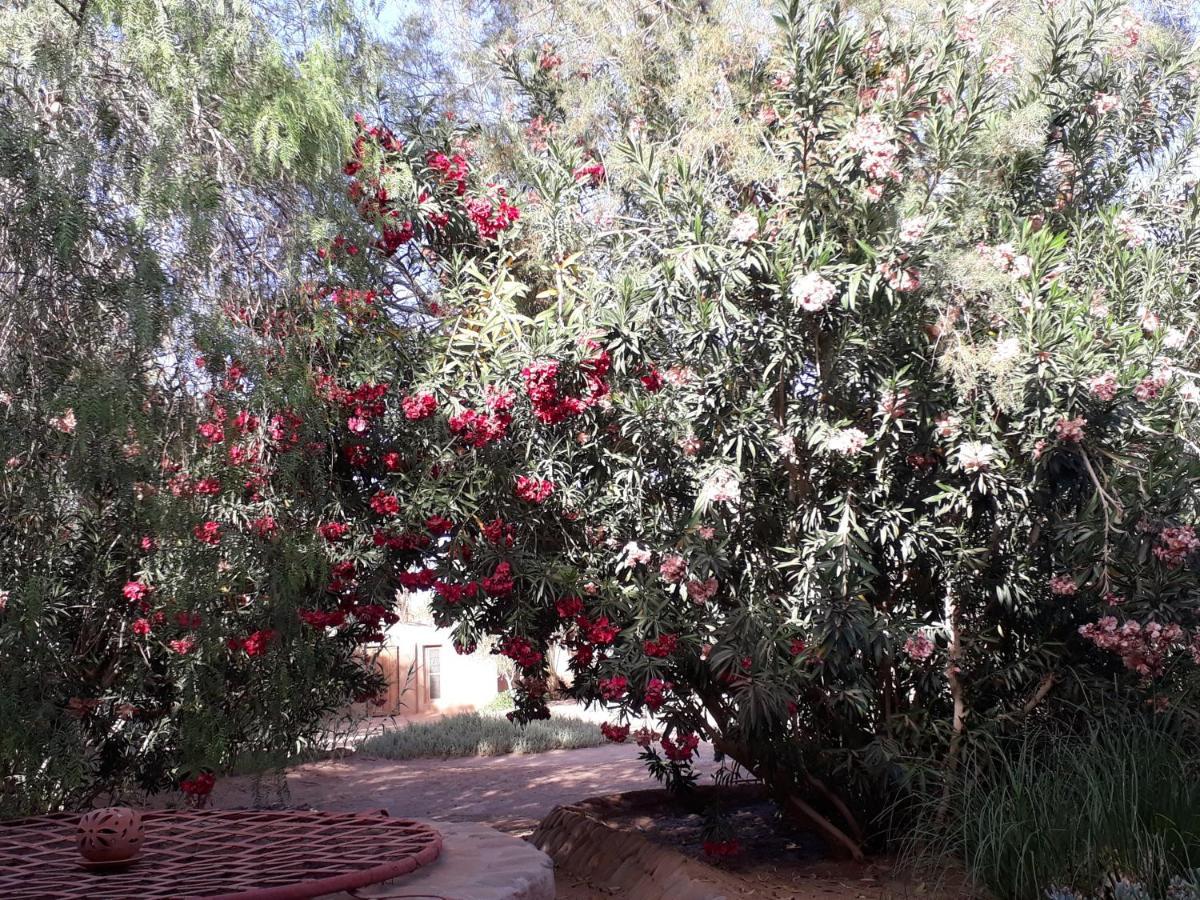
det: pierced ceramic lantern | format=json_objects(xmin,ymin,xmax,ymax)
[{"xmin": 76, "ymin": 806, "xmax": 144, "ymax": 863}]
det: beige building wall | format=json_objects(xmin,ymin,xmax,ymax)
[{"xmin": 364, "ymin": 589, "xmax": 502, "ymax": 717}]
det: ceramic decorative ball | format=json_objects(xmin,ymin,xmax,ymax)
[{"xmin": 76, "ymin": 807, "xmax": 144, "ymax": 863}]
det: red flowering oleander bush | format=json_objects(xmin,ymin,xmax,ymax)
[{"xmin": 274, "ymin": 0, "xmax": 1200, "ymax": 859}]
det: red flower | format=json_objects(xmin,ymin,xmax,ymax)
[
  {"xmin": 449, "ymin": 407, "xmax": 511, "ymax": 448},
  {"xmin": 397, "ymin": 568, "xmax": 437, "ymax": 591},
  {"xmin": 198, "ymin": 421, "xmax": 225, "ymax": 445},
  {"xmin": 180, "ymin": 771, "xmax": 215, "ymax": 806},
  {"xmin": 249, "ymin": 516, "xmax": 278, "ymax": 540},
  {"xmin": 194, "ymin": 477, "xmax": 221, "ymax": 496},
  {"xmin": 139, "ymin": 536, "xmax": 158, "ymax": 553},
  {"xmin": 318, "ymin": 521, "xmax": 349, "ymax": 542},
  {"xmin": 233, "ymin": 410, "xmax": 259, "ymax": 433},
  {"xmin": 132, "ymin": 618, "xmax": 152, "ymax": 636},
  {"xmin": 482, "ymin": 517, "xmax": 515, "ymax": 547},
  {"xmin": 402, "ymin": 393, "xmax": 438, "ymax": 420},
  {"xmin": 499, "ymin": 635, "xmax": 543, "ymax": 668},
  {"xmin": 370, "ymin": 490, "xmax": 401, "ymax": 516},
  {"xmin": 482, "ymin": 561, "xmax": 515, "ymax": 597},
  {"xmin": 242, "ymin": 629, "xmax": 277, "ymax": 657},
  {"xmin": 514, "ymin": 475, "xmax": 555, "ymax": 504},
  {"xmin": 465, "ymin": 190, "xmax": 520, "ymax": 240},
  {"xmin": 643, "ymin": 633, "xmax": 679, "ymax": 658},
  {"xmin": 382, "ymin": 451, "xmax": 404, "ymax": 471},
  {"xmin": 300, "ymin": 608, "xmax": 347, "ymax": 628},
  {"xmin": 583, "ymin": 615, "xmax": 620, "ymax": 646},
  {"xmin": 640, "ymin": 367, "xmax": 664, "ymax": 392},
  {"xmin": 644, "ymin": 678, "xmax": 673, "ymax": 711},
  {"xmin": 572, "ymin": 162, "xmax": 606, "ymax": 187},
  {"xmin": 176, "ymin": 611, "xmax": 202, "ymax": 630},
  {"xmin": 169, "ymin": 638, "xmax": 196, "ymax": 654},
  {"xmin": 434, "ymin": 580, "xmax": 480, "ymax": 604},
  {"xmin": 661, "ymin": 733, "xmax": 699, "ymax": 762},
  {"xmin": 193, "ymin": 521, "xmax": 222, "ymax": 545},
  {"xmin": 122, "ymin": 580, "xmax": 153, "ymax": 603},
  {"xmin": 789, "ymin": 638, "xmax": 807, "ymax": 656},
  {"xmin": 556, "ymin": 596, "xmax": 583, "ymax": 618},
  {"xmin": 342, "ymin": 444, "xmax": 372, "ymax": 468},
  {"xmin": 702, "ymin": 839, "xmax": 741, "ymax": 859},
  {"xmin": 600, "ymin": 722, "xmax": 630, "ymax": 743},
  {"xmin": 598, "ymin": 676, "xmax": 628, "ymax": 700},
  {"xmin": 425, "ymin": 515, "xmax": 454, "ymax": 535}
]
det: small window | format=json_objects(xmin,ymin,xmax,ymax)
[{"xmin": 424, "ymin": 646, "xmax": 442, "ymax": 701}]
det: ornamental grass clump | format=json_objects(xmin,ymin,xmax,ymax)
[{"xmin": 906, "ymin": 714, "xmax": 1200, "ymax": 899}]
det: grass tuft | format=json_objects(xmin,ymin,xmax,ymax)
[{"xmin": 903, "ymin": 714, "xmax": 1200, "ymax": 899}]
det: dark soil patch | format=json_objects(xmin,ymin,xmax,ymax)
[
  {"xmin": 579, "ymin": 783, "xmax": 826, "ymax": 871},
  {"xmin": 569, "ymin": 786, "xmax": 977, "ymax": 899}
]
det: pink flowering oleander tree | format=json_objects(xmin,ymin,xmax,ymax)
[{"xmin": 290, "ymin": 0, "xmax": 1200, "ymax": 857}]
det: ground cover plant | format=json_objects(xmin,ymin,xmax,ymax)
[{"xmin": 358, "ymin": 712, "xmax": 602, "ymax": 759}]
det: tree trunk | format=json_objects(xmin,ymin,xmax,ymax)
[{"xmin": 711, "ymin": 737, "xmax": 865, "ymax": 861}]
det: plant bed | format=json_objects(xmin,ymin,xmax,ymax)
[{"xmin": 534, "ymin": 786, "xmax": 979, "ymax": 899}]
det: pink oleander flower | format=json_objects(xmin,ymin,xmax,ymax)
[
  {"xmin": 904, "ymin": 631, "xmax": 934, "ymax": 661},
  {"xmin": 702, "ymin": 467, "xmax": 741, "ymax": 504},
  {"xmin": 1054, "ymin": 416, "xmax": 1086, "ymax": 443},
  {"xmin": 1079, "ymin": 617, "xmax": 1184, "ymax": 678},
  {"xmin": 878, "ymin": 388, "xmax": 910, "ymax": 420},
  {"xmin": 880, "ymin": 260, "xmax": 920, "ymax": 292},
  {"xmin": 846, "ymin": 114, "xmax": 902, "ymax": 183},
  {"xmin": 621, "ymin": 541, "xmax": 652, "ymax": 568},
  {"xmin": 934, "ymin": 412, "xmax": 959, "ymax": 438},
  {"xmin": 1092, "ymin": 92, "xmax": 1121, "ymax": 115},
  {"xmin": 957, "ymin": 441, "xmax": 996, "ymax": 473},
  {"xmin": 1134, "ymin": 371, "xmax": 1169, "ymax": 402},
  {"xmin": 1154, "ymin": 526, "xmax": 1199, "ymax": 569},
  {"xmin": 899, "ymin": 215, "xmax": 928, "ymax": 242},
  {"xmin": 790, "ymin": 271, "xmax": 837, "ymax": 312},
  {"xmin": 49, "ymin": 408, "xmax": 77, "ymax": 434},
  {"xmin": 1049, "ymin": 575, "xmax": 1077, "ymax": 596},
  {"xmin": 727, "ymin": 212, "xmax": 759, "ymax": 243},
  {"xmin": 1138, "ymin": 307, "xmax": 1161, "ymax": 333},
  {"xmin": 1114, "ymin": 211, "xmax": 1150, "ymax": 246},
  {"xmin": 659, "ymin": 554, "xmax": 688, "ymax": 584},
  {"xmin": 827, "ymin": 427, "xmax": 868, "ymax": 457},
  {"xmin": 686, "ymin": 577, "xmax": 718, "ymax": 605},
  {"xmin": 1088, "ymin": 372, "xmax": 1118, "ymax": 401},
  {"xmin": 987, "ymin": 44, "xmax": 1016, "ymax": 78}
]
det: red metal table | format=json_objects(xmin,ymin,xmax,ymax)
[{"xmin": 0, "ymin": 808, "xmax": 442, "ymax": 899}]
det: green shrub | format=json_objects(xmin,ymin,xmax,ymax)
[
  {"xmin": 908, "ymin": 716, "xmax": 1200, "ymax": 899},
  {"xmin": 482, "ymin": 691, "xmax": 517, "ymax": 713},
  {"xmin": 358, "ymin": 713, "xmax": 602, "ymax": 760}
]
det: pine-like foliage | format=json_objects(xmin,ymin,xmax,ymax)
[{"xmin": 0, "ymin": 0, "xmax": 387, "ymax": 812}]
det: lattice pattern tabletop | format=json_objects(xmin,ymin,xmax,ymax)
[{"xmin": 0, "ymin": 808, "xmax": 442, "ymax": 899}]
